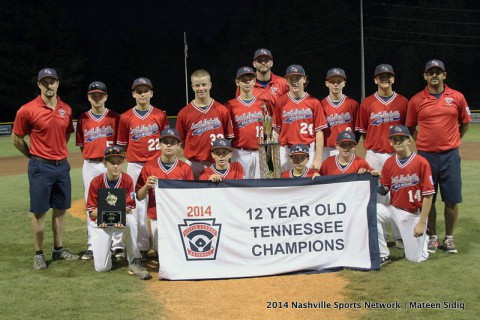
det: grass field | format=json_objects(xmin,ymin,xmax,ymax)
[{"xmin": 0, "ymin": 126, "xmax": 478, "ymax": 319}]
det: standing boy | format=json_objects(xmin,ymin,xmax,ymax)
[
  {"xmin": 12, "ymin": 68, "xmax": 79, "ymax": 270},
  {"xmin": 356, "ymin": 64, "xmax": 408, "ymax": 248},
  {"xmin": 321, "ymin": 68, "xmax": 359, "ymax": 160},
  {"xmin": 176, "ymin": 69, "xmax": 234, "ymax": 179},
  {"xmin": 86, "ymin": 146, "xmax": 151, "ymax": 280},
  {"xmin": 116, "ymin": 77, "xmax": 169, "ymax": 259},
  {"xmin": 273, "ymin": 64, "xmax": 327, "ymax": 171},
  {"xmin": 76, "ymin": 81, "xmax": 121, "ymax": 260},
  {"xmin": 199, "ymin": 139, "xmax": 244, "ymax": 181},
  {"xmin": 377, "ymin": 125, "xmax": 435, "ymax": 264},
  {"xmin": 226, "ymin": 66, "xmax": 268, "ymax": 179}
]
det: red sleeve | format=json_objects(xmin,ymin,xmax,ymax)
[
  {"xmin": 116, "ymin": 113, "xmax": 129, "ymax": 146},
  {"xmin": 12, "ymin": 107, "xmax": 30, "ymax": 137},
  {"xmin": 175, "ymin": 110, "xmax": 186, "ymax": 142},
  {"xmin": 86, "ymin": 176, "xmax": 99, "ymax": 211}
]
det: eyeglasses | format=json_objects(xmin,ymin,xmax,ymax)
[
  {"xmin": 426, "ymin": 69, "xmax": 444, "ymax": 76},
  {"xmin": 135, "ymin": 88, "xmax": 151, "ymax": 94}
]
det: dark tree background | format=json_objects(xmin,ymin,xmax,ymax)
[{"xmin": 0, "ymin": 0, "xmax": 478, "ymax": 122}]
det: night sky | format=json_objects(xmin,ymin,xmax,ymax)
[{"xmin": 2, "ymin": 0, "xmax": 479, "ymax": 121}]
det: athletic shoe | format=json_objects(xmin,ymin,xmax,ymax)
[
  {"xmin": 81, "ymin": 250, "xmax": 93, "ymax": 261},
  {"xmin": 443, "ymin": 237, "xmax": 458, "ymax": 254},
  {"xmin": 380, "ymin": 256, "xmax": 391, "ymax": 267},
  {"xmin": 112, "ymin": 248, "xmax": 126, "ymax": 261},
  {"xmin": 128, "ymin": 258, "xmax": 152, "ymax": 280},
  {"xmin": 34, "ymin": 254, "xmax": 47, "ymax": 270},
  {"xmin": 427, "ymin": 235, "xmax": 439, "ymax": 253},
  {"xmin": 52, "ymin": 248, "xmax": 80, "ymax": 261},
  {"xmin": 140, "ymin": 251, "xmax": 149, "ymax": 261},
  {"xmin": 395, "ymin": 239, "xmax": 404, "ymax": 250}
]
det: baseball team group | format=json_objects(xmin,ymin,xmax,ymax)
[{"xmin": 12, "ymin": 47, "xmax": 471, "ymax": 280}]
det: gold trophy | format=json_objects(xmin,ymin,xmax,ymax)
[{"xmin": 258, "ymin": 103, "xmax": 281, "ymax": 178}]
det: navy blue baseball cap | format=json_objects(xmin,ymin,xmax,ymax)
[
  {"xmin": 374, "ymin": 64, "xmax": 395, "ymax": 77},
  {"xmin": 253, "ymin": 48, "xmax": 273, "ymax": 60},
  {"xmin": 132, "ymin": 77, "xmax": 153, "ymax": 90},
  {"xmin": 236, "ymin": 66, "xmax": 255, "ymax": 79},
  {"xmin": 290, "ymin": 144, "xmax": 309, "ymax": 156},
  {"xmin": 336, "ymin": 131, "xmax": 357, "ymax": 144},
  {"xmin": 160, "ymin": 128, "xmax": 180, "ymax": 142},
  {"xmin": 389, "ymin": 125, "xmax": 410, "ymax": 138},
  {"xmin": 211, "ymin": 139, "xmax": 232, "ymax": 151},
  {"xmin": 38, "ymin": 68, "xmax": 58, "ymax": 81},
  {"xmin": 286, "ymin": 64, "xmax": 306, "ymax": 77},
  {"xmin": 424, "ymin": 59, "xmax": 445, "ymax": 72},
  {"xmin": 88, "ymin": 81, "xmax": 107, "ymax": 94},
  {"xmin": 326, "ymin": 68, "xmax": 347, "ymax": 80},
  {"xmin": 104, "ymin": 146, "xmax": 126, "ymax": 159}
]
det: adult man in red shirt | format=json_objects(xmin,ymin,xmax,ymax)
[
  {"xmin": 236, "ymin": 48, "xmax": 289, "ymax": 108},
  {"xmin": 12, "ymin": 68, "xmax": 80, "ymax": 270},
  {"xmin": 406, "ymin": 59, "xmax": 471, "ymax": 254}
]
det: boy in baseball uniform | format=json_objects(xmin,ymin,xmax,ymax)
[
  {"xmin": 320, "ymin": 131, "xmax": 379, "ymax": 176},
  {"xmin": 376, "ymin": 125, "xmax": 435, "ymax": 265},
  {"xmin": 86, "ymin": 146, "xmax": 151, "ymax": 280},
  {"xmin": 281, "ymin": 144, "xmax": 319, "ymax": 179},
  {"xmin": 136, "ymin": 128, "xmax": 194, "ymax": 264},
  {"xmin": 199, "ymin": 139, "xmax": 244, "ymax": 181},
  {"xmin": 76, "ymin": 81, "xmax": 122, "ymax": 261}
]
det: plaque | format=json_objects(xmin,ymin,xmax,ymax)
[{"xmin": 97, "ymin": 188, "xmax": 126, "ymax": 226}]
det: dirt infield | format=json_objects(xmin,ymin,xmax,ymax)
[{"xmin": 69, "ymin": 194, "xmax": 358, "ymax": 319}]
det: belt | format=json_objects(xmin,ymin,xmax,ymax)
[
  {"xmin": 86, "ymin": 157, "xmax": 104, "ymax": 162},
  {"xmin": 31, "ymin": 155, "xmax": 66, "ymax": 166},
  {"xmin": 236, "ymin": 147, "xmax": 258, "ymax": 151}
]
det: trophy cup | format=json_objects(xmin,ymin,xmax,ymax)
[{"xmin": 258, "ymin": 103, "xmax": 281, "ymax": 178}]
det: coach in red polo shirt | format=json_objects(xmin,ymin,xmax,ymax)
[
  {"xmin": 13, "ymin": 68, "xmax": 80, "ymax": 270},
  {"xmin": 406, "ymin": 59, "xmax": 471, "ymax": 254}
]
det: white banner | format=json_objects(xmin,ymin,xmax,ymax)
[{"xmin": 155, "ymin": 174, "xmax": 380, "ymax": 280}]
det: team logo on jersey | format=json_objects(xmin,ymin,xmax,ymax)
[
  {"xmin": 444, "ymin": 98, "xmax": 453, "ymax": 105},
  {"xmin": 58, "ymin": 109, "xmax": 66, "ymax": 118},
  {"xmin": 191, "ymin": 118, "xmax": 222, "ymax": 136},
  {"xmin": 178, "ymin": 219, "xmax": 222, "ymax": 261},
  {"xmin": 370, "ymin": 111, "xmax": 401, "ymax": 126},
  {"xmin": 85, "ymin": 126, "xmax": 115, "ymax": 142},
  {"xmin": 391, "ymin": 173, "xmax": 419, "ymax": 191},
  {"xmin": 283, "ymin": 108, "xmax": 313, "ymax": 123},
  {"xmin": 131, "ymin": 124, "xmax": 159, "ymax": 140},
  {"xmin": 327, "ymin": 112, "xmax": 352, "ymax": 127},
  {"xmin": 235, "ymin": 111, "xmax": 263, "ymax": 128},
  {"xmin": 271, "ymin": 86, "xmax": 279, "ymax": 94}
]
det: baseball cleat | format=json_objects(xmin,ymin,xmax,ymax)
[
  {"xmin": 128, "ymin": 258, "xmax": 152, "ymax": 280},
  {"xmin": 380, "ymin": 256, "xmax": 391, "ymax": 267},
  {"xmin": 443, "ymin": 237, "xmax": 458, "ymax": 254},
  {"xmin": 81, "ymin": 250, "xmax": 93, "ymax": 261},
  {"xmin": 34, "ymin": 254, "xmax": 47, "ymax": 270},
  {"xmin": 52, "ymin": 248, "xmax": 80, "ymax": 261},
  {"xmin": 427, "ymin": 235, "xmax": 439, "ymax": 253}
]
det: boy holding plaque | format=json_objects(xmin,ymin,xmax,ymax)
[{"xmin": 87, "ymin": 146, "xmax": 152, "ymax": 280}]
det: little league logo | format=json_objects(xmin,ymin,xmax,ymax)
[{"xmin": 178, "ymin": 219, "xmax": 222, "ymax": 261}]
